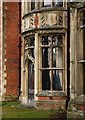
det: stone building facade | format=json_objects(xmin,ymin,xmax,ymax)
[
  {"xmin": 20, "ymin": 0, "xmax": 68, "ymax": 109},
  {"xmin": 70, "ymin": 2, "xmax": 85, "ymax": 111},
  {"xmin": 20, "ymin": 0, "xmax": 85, "ymax": 110},
  {"xmin": 0, "ymin": 0, "xmax": 85, "ymax": 111}
]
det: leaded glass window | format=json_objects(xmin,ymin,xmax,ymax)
[{"xmin": 40, "ymin": 35, "xmax": 64, "ymax": 91}]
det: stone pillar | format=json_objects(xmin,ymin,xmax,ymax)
[
  {"xmin": 20, "ymin": 38, "xmax": 29, "ymax": 104},
  {"xmin": 34, "ymin": 33, "xmax": 39, "ymax": 100},
  {"xmin": 70, "ymin": 8, "xmax": 77, "ymax": 99},
  {"xmin": 20, "ymin": 39, "xmax": 25, "ymax": 102},
  {"xmin": 21, "ymin": 60, "xmax": 28, "ymax": 104}
]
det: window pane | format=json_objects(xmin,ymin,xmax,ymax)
[
  {"xmin": 54, "ymin": 0, "xmax": 63, "ymax": 6},
  {"xmin": 28, "ymin": 37, "xmax": 35, "ymax": 46},
  {"xmin": 28, "ymin": 61, "xmax": 34, "ymax": 89},
  {"xmin": 44, "ymin": 0, "xmax": 52, "ymax": 7},
  {"xmin": 52, "ymin": 35, "xmax": 63, "ymax": 46},
  {"xmin": 42, "ymin": 48, "xmax": 50, "ymax": 68},
  {"xmin": 42, "ymin": 70, "xmax": 50, "ymax": 90},
  {"xmin": 41, "ymin": 36, "xmax": 51, "ymax": 45},
  {"xmin": 52, "ymin": 35, "xmax": 63, "ymax": 67},
  {"xmin": 28, "ymin": 60, "xmax": 34, "ymax": 99},
  {"xmin": 31, "ymin": 0, "xmax": 35, "ymax": 10},
  {"xmin": 28, "ymin": 37, "xmax": 35, "ymax": 58},
  {"xmin": 52, "ymin": 70, "xmax": 62, "ymax": 90},
  {"xmin": 53, "ymin": 47, "xmax": 63, "ymax": 67},
  {"xmin": 83, "ymin": 11, "xmax": 85, "ymax": 26},
  {"xmin": 28, "ymin": 48, "xmax": 34, "ymax": 58}
]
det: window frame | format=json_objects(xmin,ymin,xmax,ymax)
[{"xmin": 39, "ymin": 34, "xmax": 65, "ymax": 91}]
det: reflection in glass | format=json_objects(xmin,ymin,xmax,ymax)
[
  {"xmin": 42, "ymin": 70, "xmax": 50, "ymax": 90},
  {"xmin": 53, "ymin": 47, "xmax": 63, "ymax": 67},
  {"xmin": 42, "ymin": 48, "xmax": 50, "ymax": 68},
  {"xmin": 52, "ymin": 70, "xmax": 62, "ymax": 90},
  {"xmin": 52, "ymin": 35, "xmax": 63, "ymax": 46},
  {"xmin": 44, "ymin": 0, "xmax": 52, "ymax": 7}
]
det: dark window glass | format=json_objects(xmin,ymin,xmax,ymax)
[
  {"xmin": 28, "ymin": 37, "xmax": 35, "ymax": 46},
  {"xmin": 54, "ymin": 0, "xmax": 63, "ymax": 7},
  {"xmin": 41, "ymin": 36, "xmax": 49, "ymax": 45},
  {"xmin": 42, "ymin": 48, "xmax": 50, "ymax": 68},
  {"xmin": 42, "ymin": 70, "xmax": 50, "ymax": 90},
  {"xmin": 31, "ymin": 0, "xmax": 35, "ymax": 10},
  {"xmin": 28, "ymin": 36, "xmax": 35, "ymax": 100},
  {"xmin": 52, "ymin": 70, "xmax": 62, "ymax": 90},
  {"xmin": 28, "ymin": 60, "xmax": 34, "ymax": 99}
]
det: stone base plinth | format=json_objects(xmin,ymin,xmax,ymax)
[
  {"xmin": 75, "ymin": 95, "xmax": 85, "ymax": 111},
  {"xmin": 36, "ymin": 91, "xmax": 67, "ymax": 110}
]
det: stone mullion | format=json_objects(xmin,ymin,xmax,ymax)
[
  {"xmin": 38, "ymin": 36, "xmax": 42, "ymax": 92},
  {"xmin": 34, "ymin": 33, "xmax": 39, "ymax": 100},
  {"xmin": 50, "ymin": 36, "xmax": 53, "ymax": 91}
]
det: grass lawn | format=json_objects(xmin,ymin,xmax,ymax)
[
  {"xmin": 1, "ymin": 101, "xmax": 68, "ymax": 119},
  {"xmin": 1, "ymin": 101, "xmax": 51, "ymax": 119},
  {"xmin": 1, "ymin": 101, "xmax": 85, "ymax": 119}
]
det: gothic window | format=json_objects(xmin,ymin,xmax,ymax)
[{"xmin": 40, "ymin": 35, "xmax": 64, "ymax": 91}]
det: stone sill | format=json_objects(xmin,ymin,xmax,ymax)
[{"xmin": 36, "ymin": 90, "xmax": 66, "ymax": 97}]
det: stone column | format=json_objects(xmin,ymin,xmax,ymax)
[
  {"xmin": 34, "ymin": 33, "xmax": 39, "ymax": 100},
  {"xmin": 70, "ymin": 8, "xmax": 77, "ymax": 99},
  {"xmin": 20, "ymin": 39, "xmax": 29, "ymax": 104},
  {"xmin": 20, "ymin": 38, "xmax": 24, "ymax": 99}
]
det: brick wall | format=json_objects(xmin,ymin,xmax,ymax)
[
  {"xmin": 4, "ymin": 2, "xmax": 21, "ymax": 97},
  {"xmin": 0, "ymin": 0, "xmax": 2, "ymax": 96}
]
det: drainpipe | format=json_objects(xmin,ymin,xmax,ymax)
[
  {"xmin": 66, "ymin": 4, "xmax": 70, "ymax": 109},
  {"xmin": 18, "ymin": 1, "xmax": 21, "ymax": 96}
]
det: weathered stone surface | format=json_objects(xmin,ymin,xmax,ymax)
[
  {"xmin": 75, "ymin": 95, "xmax": 85, "ymax": 105},
  {"xmin": 36, "ymin": 91, "xmax": 66, "ymax": 97},
  {"xmin": 36, "ymin": 100, "xmax": 66, "ymax": 110}
]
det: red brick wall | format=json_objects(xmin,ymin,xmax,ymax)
[{"xmin": 4, "ymin": 2, "xmax": 21, "ymax": 97}]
